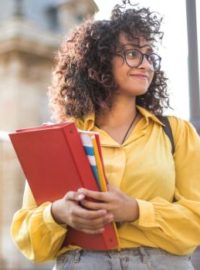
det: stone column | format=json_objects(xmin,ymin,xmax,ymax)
[
  {"xmin": 0, "ymin": 1, "xmax": 98, "ymax": 268},
  {"xmin": 0, "ymin": 18, "xmax": 59, "ymax": 270},
  {"xmin": 56, "ymin": 0, "xmax": 98, "ymax": 32}
]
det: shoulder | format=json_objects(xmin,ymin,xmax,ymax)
[
  {"xmin": 167, "ymin": 115, "xmax": 197, "ymax": 135},
  {"xmin": 166, "ymin": 115, "xmax": 200, "ymax": 149}
]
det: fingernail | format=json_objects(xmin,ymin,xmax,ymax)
[{"xmin": 77, "ymin": 194, "xmax": 84, "ymax": 200}]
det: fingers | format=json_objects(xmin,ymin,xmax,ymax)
[
  {"xmin": 80, "ymin": 228, "xmax": 104, "ymax": 234},
  {"xmin": 70, "ymin": 212, "xmax": 113, "ymax": 231},
  {"xmin": 71, "ymin": 205, "xmax": 107, "ymax": 220},
  {"xmin": 80, "ymin": 200, "xmax": 108, "ymax": 211},
  {"xmin": 64, "ymin": 191, "xmax": 85, "ymax": 201},
  {"xmin": 61, "ymin": 190, "xmax": 115, "ymax": 234},
  {"xmin": 67, "ymin": 203, "xmax": 114, "ymax": 234},
  {"xmin": 78, "ymin": 188, "xmax": 111, "ymax": 202}
]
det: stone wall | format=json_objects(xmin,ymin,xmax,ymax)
[
  {"xmin": 0, "ymin": 49, "xmax": 55, "ymax": 269},
  {"xmin": 0, "ymin": 138, "xmax": 54, "ymax": 270}
]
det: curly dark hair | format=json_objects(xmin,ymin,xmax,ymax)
[{"xmin": 49, "ymin": 1, "xmax": 169, "ymax": 122}]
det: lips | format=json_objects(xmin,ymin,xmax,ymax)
[
  {"xmin": 129, "ymin": 74, "xmax": 149, "ymax": 80},
  {"xmin": 130, "ymin": 73, "xmax": 149, "ymax": 78}
]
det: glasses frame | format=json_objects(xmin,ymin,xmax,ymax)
[{"xmin": 115, "ymin": 48, "xmax": 162, "ymax": 71}]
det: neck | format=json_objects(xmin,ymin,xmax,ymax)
[{"xmin": 96, "ymin": 96, "xmax": 137, "ymax": 128}]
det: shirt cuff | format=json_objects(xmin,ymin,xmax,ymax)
[
  {"xmin": 135, "ymin": 199, "xmax": 157, "ymax": 227},
  {"xmin": 43, "ymin": 203, "xmax": 67, "ymax": 231}
]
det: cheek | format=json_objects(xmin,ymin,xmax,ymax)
[
  {"xmin": 112, "ymin": 59, "xmax": 128, "ymax": 83},
  {"xmin": 112, "ymin": 56, "xmax": 125, "ymax": 71},
  {"xmin": 113, "ymin": 69, "xmax": 127, "ymax": 88},
  {"xmin": 149, "ymin": 72, "xmax": 155, "ymax": 86}
]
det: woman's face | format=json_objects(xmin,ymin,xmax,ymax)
[{"xmin": 112, "ymin": 33, "xmax": 155, "ymax": 97}]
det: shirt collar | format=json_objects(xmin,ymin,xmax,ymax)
[
  {"xmin": 68, "ymin": 114, "xmax": 95, "ymax": 131},
  {"xmin": 136, "ymin": 106, "xmax": 164, "ymax": 126},
  {"xmin": 72, "ymin": 105, "xmax": 164, "ymax": 130}
]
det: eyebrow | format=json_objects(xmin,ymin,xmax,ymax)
[{"xmin": 119, "ymin": 43, "xmax": 154, "ymax": 52}]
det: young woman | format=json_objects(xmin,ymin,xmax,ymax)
[{"xmin": 11, "ymin": 1, "xmax": 200, "ymax": 269}]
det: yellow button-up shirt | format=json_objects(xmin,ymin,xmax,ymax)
[{"xmin": 11, "ymin": 106, "xmax": 200, "ymax": 262}]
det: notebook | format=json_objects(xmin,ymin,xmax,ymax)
[{"xmin": 9, "ymin": 122, "xmax": 119, "ymax": 250}]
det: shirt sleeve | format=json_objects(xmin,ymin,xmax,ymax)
[
  {"xmin": 10, "ymin": 182, "xmax": 67, "ymax": 262},
  {"xmin": 134, "ymin": 117, "xmax": 200, "ymax": 255}
]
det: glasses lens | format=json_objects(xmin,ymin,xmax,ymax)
[
  {"xmin": 125, "ymin": 49, "xmax": 142, "ymax": 68},
  {"xmin": 148, "ymin": 53, "xmax": 161, "ymax": 70},
  {"xmin": 120, "ymin": 48, "xmax": 161, "ymax": 70}
]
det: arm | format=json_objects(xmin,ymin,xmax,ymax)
[
  {"xmin": 132, "ymin": 117, "xmax": 200, "ymax": 254},
  {"xmin": 10, "ymin": 183, "xmax": 67, "ymax": 262},
  {"xmin": 79, "ymin": 117, "xmax": 200, "ymax": 255},
  {"xmin": 11, "ymin": 183, "xmax": 113, "ymax": 262}
]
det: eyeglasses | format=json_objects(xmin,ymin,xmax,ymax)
[{"xmin": 116, "ymin": 48, "xmax": 161, "ymax": 71}]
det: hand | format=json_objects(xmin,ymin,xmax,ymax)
[
  {"xmin": 78, "ymin": 185, "xmax": 139, "ymax": 223},
  {"xmin": 51, "ymin": 191, "xmax": 114, "ymax": 234}
]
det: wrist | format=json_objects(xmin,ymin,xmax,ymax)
[
  {"xmin": 51, "ymin": 200, "xmax": 66, "ymax": 225},
  {"xmin": 126, "ymin": 198, "xmax": 139, "ymax": 222}
]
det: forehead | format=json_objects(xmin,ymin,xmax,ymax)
[{"xmin": 118, "ymin": 33, "xmax": 153, "ymax": 48}]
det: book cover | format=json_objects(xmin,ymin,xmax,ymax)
[{"xmin": 9, "ymin": 122, "xmax": 119, "ymax": 250}]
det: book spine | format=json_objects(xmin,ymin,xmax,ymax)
[
  {"xmin": 94, "ymin": 134, "xmax": 108, "ymax": 185},
  {"xmin": 79, "ymin": 133, "xmax": 101, "ymax": 190},
  {"xmin": 91, "ymin": 136, "xmax": 107, "ymax": 192},
  {"xmin": 62, "ymin": 124, "xmax": 99, "ymax": 191},
  {"xmin": 62, "ymin": 124, "xmax": 119, "ymax": 250}
]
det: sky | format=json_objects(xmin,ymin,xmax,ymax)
[{"xmin": 94, "ymin": 0, "xmax": 190, "ymax": 120}]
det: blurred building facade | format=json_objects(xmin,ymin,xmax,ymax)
[{"xmin": 0, "ymin": 0, "xmax": 97, "ymax": 269}]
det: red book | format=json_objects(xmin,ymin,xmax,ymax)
[{"xmin": 9, "ymin": 122, "xmax": 119, "ymax": 250}]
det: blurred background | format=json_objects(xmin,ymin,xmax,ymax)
[{"xmin": 0, "ymin": 0, "xmax": 199, "ymax": 269}]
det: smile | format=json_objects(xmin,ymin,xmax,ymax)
[{"xmin": 129, "ymin": 74, "xmax": 149, "ymax": 80}]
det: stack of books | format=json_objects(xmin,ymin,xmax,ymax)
[{"xmin": 9, "ymin": 122, "xmax": 119, "ymax": 250}]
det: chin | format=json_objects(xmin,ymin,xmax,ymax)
[
  {"xmin": 128, "ymin": 87, "xmax": 149, "ymax": 97},
  {"xmin": 117, "ymin": 85, "xmax": 150, "ymax": 97}
]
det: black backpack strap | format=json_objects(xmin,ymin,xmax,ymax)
[{"xmin": 157, "ymin": 116, "xmax": 175, "ymax": 155}]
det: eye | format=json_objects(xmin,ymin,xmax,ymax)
[{"xmin": 125, "ymin": 49, "xmax": 139, "ymax": 59}]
